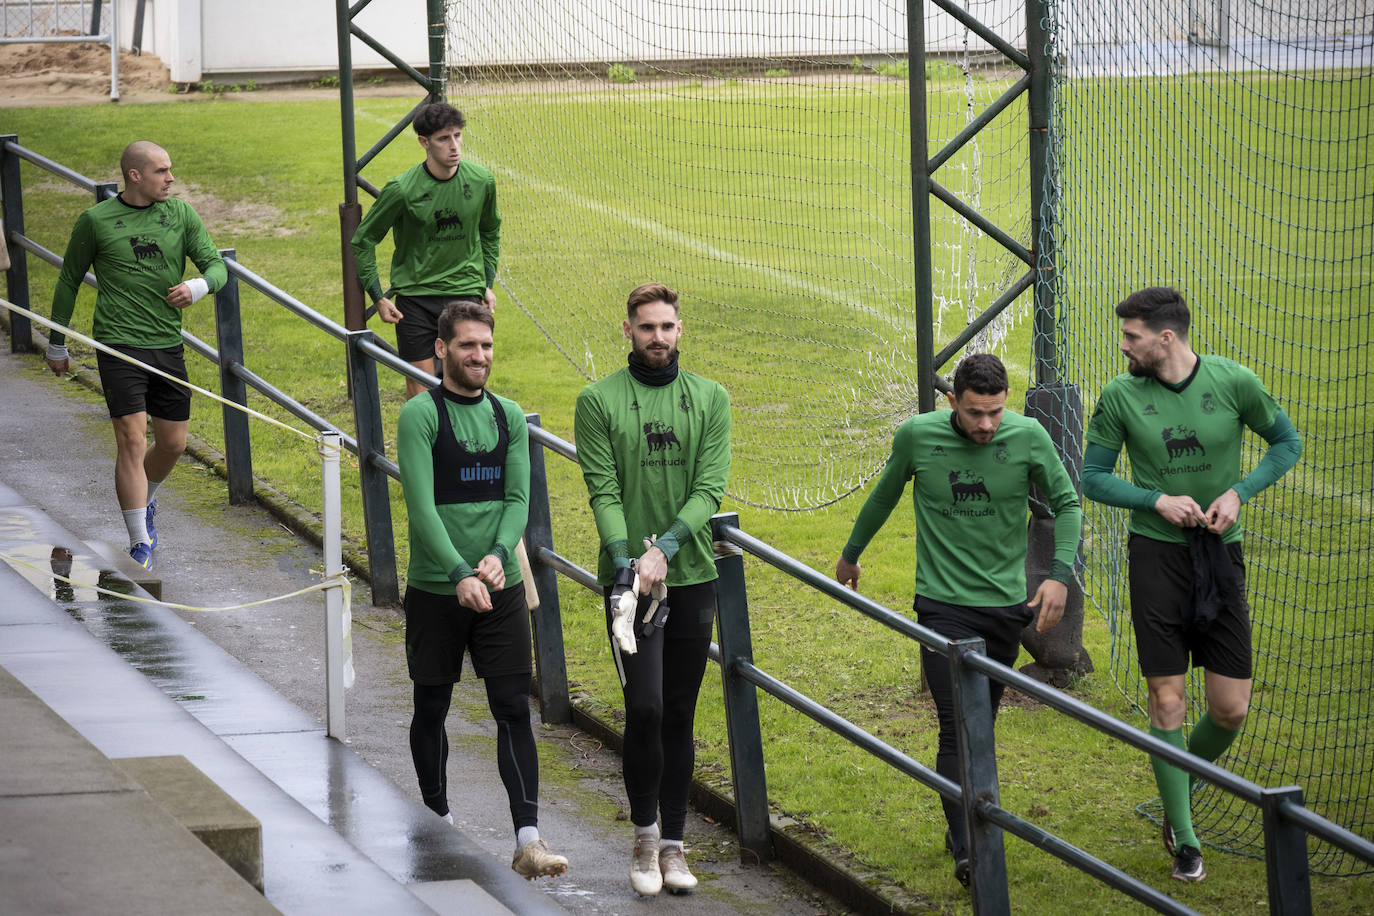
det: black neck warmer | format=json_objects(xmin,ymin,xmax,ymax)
[{"xmin": 627, "ymin": 349, "xmax": 680, "ymax": 387}]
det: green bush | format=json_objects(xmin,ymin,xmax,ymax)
[{"xmin": 607, "ymin": 63, "xmax": 636, "ymax": 84}]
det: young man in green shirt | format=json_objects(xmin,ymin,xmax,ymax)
[
  {"xmin": 396, "ymin": 300, "xmax": 567, "ymax": 880},
  {"xmin": 352, "ymin": 102, "xmax": 500, "ymax": 399},
  {"xmin": 47, "ymin": 140, "xmax": 226, "ymax": 569},
  {"xmin": 1083, "ymin": 286, "xmax": 1301, "ymax": 883},
  {"xmin": 834, "ymin": 353, "xmax": 1081, "ymax": 888},
  {"xmin": 574, "ymin": 282, "xmax": 732, "ymax": 896}
]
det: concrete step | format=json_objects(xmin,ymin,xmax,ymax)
[
  {"xmin": 90, "ymin": 537, "xmax": 162, "ymax": 600},
  {"xmin": 114, "ymin": 754, "xmax": 264, "ymax": 892}
]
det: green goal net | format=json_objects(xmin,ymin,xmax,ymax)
[
  {"xmin": 444, "ymin": 1, "xmax": 1033, "ymax": 511},
  {"xmin": 1046, "ymin": 0, "xmax": 1372, "ymax": 875}
]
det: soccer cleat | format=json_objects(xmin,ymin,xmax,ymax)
[
  {"xmin": 145, "ymin": 500, "xmax": 158, "ymax": 550},
  {"xmin": 128, "ymin": 542, "xmax": 153, "ymax": 570},
  {"xmin": 659, "ymin": 845, "xmax": 697, "ymax": 894},
  {"xmin": 629, "ymin": 837, "xmax": 662, "ymax": 896},
  {"xmin": 1171, "ymin": 845, "xmax": 1206, "ymax": 883},
  {"xmin": 1162, "ymin": 816, "xmax": 1177, "ymax": 856},
  {"xmin": 511, "ymin": 839, "xmax": 568, "ymax": 880}
]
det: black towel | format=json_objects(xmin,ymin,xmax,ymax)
[{"xmin": 1183, "ymin": 527, "xmax": 1241, "ymax": 634}]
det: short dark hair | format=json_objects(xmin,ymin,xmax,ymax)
[
  {"xmin": 437, "ymin": 299, "xmax": 493, "ymax": 342},
  {"xmin": 414, "ymin": 102, "xmax": 466, "ymax": 137},
  {"xmin": 951, "ymin": 353, "xmax": 1009, "ymax": 397},
  {"xmin": 1115, "ymin": 286, "xmax": 1190, "ymax": 338},
  {"xmin": 626, "ymin": 282, "xmax": 679, "ymax": 319}
]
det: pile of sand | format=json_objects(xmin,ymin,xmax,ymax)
[{"xmin": 0, "ymin": 39, "xmax": 171, "ymax": 106}]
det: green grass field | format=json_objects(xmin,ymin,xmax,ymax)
[{"xmin": 2, "ymin": 67, "xmax": 1370, "ymax": 914}]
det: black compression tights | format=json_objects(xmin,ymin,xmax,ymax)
[
  {"xmin": 618, "ymin": 633, "xmax": 713, "ymax": 840},
  {"xmin": 410, "ymin": 675, "xmax": 539, "ymax": 830}
]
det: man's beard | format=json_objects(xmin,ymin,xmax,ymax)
[{"xmin": 634, "ymin": 343, "xmax": 676, "ymax": 368}]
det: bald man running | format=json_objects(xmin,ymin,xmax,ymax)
[{"xmin": 48, "ymin": 141, "xmax": 226, "ymax": 569}]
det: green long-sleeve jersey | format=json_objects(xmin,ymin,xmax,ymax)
[
  {"xmin": 397, "ymin": 386, "xmax": 529, "ymax": 595},
  {"xmin": 51, "ymin": 195, "xmax": 226, "ymax": 348},
  {"xmin": 843, "ymin": 409, "xmax": 1081, "ymax": 607},
  {"xmin": 574, "ymin": 367, "xmax": 732, "ymax": 587},
  {"xmin": 1084, "ymin": 355, "xmax": 1301, "ymax": 545},
  {"xmin": 350, "ymin": 160, "xmax": 500, "ymax": 303}
]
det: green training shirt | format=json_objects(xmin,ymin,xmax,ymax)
[
  {"xmin": 397, "ymin": 386, "xmax": 529, "ymax": 595},
  {"xmin": 574, "ymin": 366, "xmax": 732, "ymax": 587},
  {"xmin": 1085, "ymin": 355, "xmax": 1284, "ymax": 545},
  {"xmin": 842, "ymin": 409, "xmax": 1081, "ymax": 607},
  {"xmin": 351, "ymin": 160, "xmax": 500, "ymax": 302},
  {"xmin": 51, "ymin": 195, "xmax": 226, "ymax": 349}
]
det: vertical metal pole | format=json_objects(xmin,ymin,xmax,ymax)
[
  {"xmin": 907, "ymin": 0, "xmax": 936, "ymax": 412},
  {"xmin": 524, "ymin": 414, "xmax": 571, "ymax": 724},
  {"xmin": 321, "ymin": 431, "xmax": 347, "ymax": 739},
  {"xmin": 710, "ymin": 513, "xmax": 772, "ymax": 865},
  {"xmin": 336, "ymin": 0, "xmax": 366, "ymax": 332},
  {"xmin": 949, "ymin": 638, "xmax": 1010, "ymax": 915},
  {"xmin": 345, "ymin": 330, "xmax": 400, "ymax": 605},
  {"xmin": 212, "ymin": 250, "xmax": 255, "ymax": 505},
  {"xmin": 94, "ymin": 180, "xmax": 117, "ymax": 204},
  {"xmin": 1261, "ymin": 786, "xmax": 1311, "ymax": 915},
  {"xmin": 1026, "ymin": 0, "xmax": 1056, "ymax": 385},
  {"xmin": 1, "ymin": 135, "xmax": 33, "ymax": 354},
  {"xmin": 132, "ymin": 0, "xmax": 147, "ymax": 54},
  {"xmin": 89, "ymin": 0, "xmax": 100, "ymax": 33},
  {"xmin": 425, "ymin": 0, "xmax": 446, "ymax": 101},
  {"xmin": 108, "ymin": 0, "xmax": 119, "ymax": 103}
]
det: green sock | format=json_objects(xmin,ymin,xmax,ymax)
[
  {"xmin": 1149, "ymin": 726, "xmax": 1199, "ymax": 851},
  {"xmin": 1187, "ymin": 712, "xmax": 1240, "ymax": 791}
]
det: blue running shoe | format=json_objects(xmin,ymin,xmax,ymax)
[
  {"xmin": 145, "ymin": 500, "xmax": 158, "ymax": 550},
  {"xmin": 129, "ymin": 542, "xmax": 153, "ymax": 570}
]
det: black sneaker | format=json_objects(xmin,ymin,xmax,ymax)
[
  {"xmin": 1162, "ymin": 816, "xmax": 1176, "ymax": 856},
  {"xmin": 1171, "ymin": 845, "xmax": 1205, "ymax": 883},
  {"xmin": 946, "ymin": 829, "xmax": 970, "ymax": 888}
]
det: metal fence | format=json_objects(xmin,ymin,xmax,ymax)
[{"xmin": 4, "ymin": 135, "xmax": 1372, "ymax": 915}]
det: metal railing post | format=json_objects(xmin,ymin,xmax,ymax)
[
  {"xmin": 95, "ymin": 180, "xmax": 117, "ymax": 203},
  {"xmin": 1262, "ymin": 786, "xmax": 1311, "ymax": 915},
  {"xmin": 710, "ymin": 512, "xmax": 772, "ymax": 865},
  {"xmin": 213, "ymin": 249, "xmax": 255, "ymax": 505},
  {"xmin": 345, "ymin": 329, "xmax": 399, "ymax": 605},
  {"xmin": 1, "ymin": 135, "xmax": 33, "ymax": 353},
  {"xmin": 524, "ymin": 414, "xmax": 571, "ymax": 724},
  {"xmin": 950, "ymin": 637, "xmax": 1011, "ymax": 915}
]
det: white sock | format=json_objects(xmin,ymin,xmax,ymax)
[
  {"xmin": 634, "ymin": 823, "xmax": 660, "ymax": 843},
  {"xmin": 145, "ymin": 479, "xmax": 162, "ymax": 503},
  {"xmin": 516, "ymin": 825, "xmax": 540, "ymax": 850},
  {"xmin": 122, "ymin": 507, "xmax": 150, "ymax": 547},
  {"xmin": 660, "ymin": 839, "xmax": 684, "ymax": 852},
  {"xmin": 442, "ymin": 812, "xmax": 454, "ymax": 825}
]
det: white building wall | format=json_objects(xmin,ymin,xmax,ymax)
[{"xmin": 103, "ymin": 1, "xmax": 1371, "ymax": 84}]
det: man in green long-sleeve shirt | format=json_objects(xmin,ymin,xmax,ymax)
[
  {"xmin": 1083, "ymin": 287, "xmax": 1301, "ymax": 884},
  {"xmin": 396, "ymin": 300, "xmax": 567, "ymax": 880},
  {"xmin": 47, "ymin": 140, "xmax": 226, "ymax": 570},
  {"xmin": 351, "ymin": 102, "xmax": 500, "ymax": 399},
  {"xmin": 574, "ymin": 282, "xmax": 731, "ymax": 897},
  {"xmin": 835, "ymin": 353, "xmax": 1081, "ymax": 889}
]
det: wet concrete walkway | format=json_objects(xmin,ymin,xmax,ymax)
[{"xmin": 0, "ymin": 346, "xmax": 845, "ymax": 915}]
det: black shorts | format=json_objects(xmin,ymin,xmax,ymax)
[
  {"xmin": 96, "ymin": 344, "xmax": 191, "ymax": 421},
  {"xmin": 1128, "ymin": 533, "xmax": 1252, "ymax": 680},
  {"xmin": 394, "ymin": 294, "xmax": 483, "ymax": 362},
  {"xmin": 403, "ymin": 583, "xmax": 532, "ymax": 685},
  {"xmin": 913, "ymin": 595, "xmax": 1034, "ymax": 667}
]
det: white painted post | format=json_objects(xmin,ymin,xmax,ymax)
[{"xmin": 321, "ymin": 431, "xmax": 348, "ymax": 738}]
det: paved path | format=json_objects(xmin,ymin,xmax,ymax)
[{"xmin": 0, "ymin": 345, "xmax": 846, "ymax": 916}]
